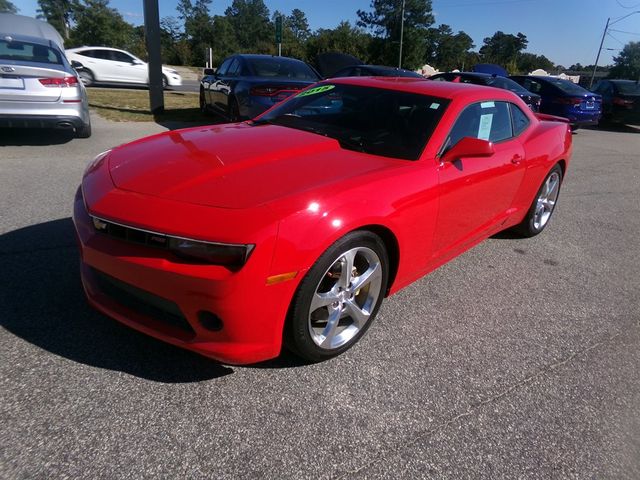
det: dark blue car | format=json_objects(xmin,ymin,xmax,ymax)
[
  {"xmin": 200, "ymin": 54, "xmax": 320, "ymax": 121},
  {"xmin": 510, "ymin": 75, "xmax": 602, "ymax": 128}
]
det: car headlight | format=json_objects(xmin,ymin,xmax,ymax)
[
  {"xmin": 85, "ymin": 150, "xmax": 111, "ymax": 175},
  {"xmin": 168, "ymin": 237, "xmax": 254, "ymax": 267},
  {"xmin": 167, "ymin": 69, "xmax": 179, "ymax": 75}
]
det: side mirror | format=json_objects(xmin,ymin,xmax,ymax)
[
  {"xmin": 70, "ymin": 60, "xmax": 84, "ymax": 69},
  {"xmin": 441, "ymin": 137, "xmax": 494, "ymax": 163},
  {"xmin": 203, "ymin": 68, "xmax": 215, "ymax": 76},
  {"xmin": 132, "ymin": 59, "xmax": 144, "ymax": 65}
]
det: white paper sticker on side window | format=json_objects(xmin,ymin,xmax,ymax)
[
  {"xmin": 481, "ymin": 101, "xmax": 495, "ymax": 108},
  {"xmin": 478, "ymin": 114, "xmax": 493, "ymax": 140}
]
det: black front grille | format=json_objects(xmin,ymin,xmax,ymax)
[
  {"xmin": 92, "ymin": 217, "xmax": 170, "ymax": 250},
  {"xmin": 91, "ymin": 268, "xmax": 195, "ymax": 337}
]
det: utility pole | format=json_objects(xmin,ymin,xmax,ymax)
[
  {"xmin": 398, "ymin": 0, "xmax": 405, "ymax": 68},
  {"xmin": 143, "ymin": 0, "xmax": 164, "ymax": 114},
  {"xmin": 590, "ymin": 17, "xmax": 609, "ymax": 89},
  {"xmin": 590, "ymin": 11, "xmax": 640, "ymax": 89}
]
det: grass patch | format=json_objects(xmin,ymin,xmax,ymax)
[{"xmin": 88, "ymin": 88, "xmax": 209, "ymax": 123}]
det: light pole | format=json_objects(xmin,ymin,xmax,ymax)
[
  {"xmin": 589, "ymin": 10, "xmax": 640, "ymax": 88},
  {"xmin": 398, "ymin": 0, "xmax": 405, "ymax": 68}
]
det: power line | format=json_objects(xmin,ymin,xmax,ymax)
[
  {"xmin": 615, "ymin": 0, "xmax": 640, "ymax": 8},
  {"xmin": 609, "ymin": 28, "xmax": 640, "ymax": 36}
]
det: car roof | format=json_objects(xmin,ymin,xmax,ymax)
[
  {"xmin": 67, "ymin": 46, "xmax": 129, "ymax": 53},
  {"xmin": 328, "ymin": 76, "xmax": 520, "ymax": 102},
  {"xmin": 0, "ymin": 13, "xmax": 64, "ymax": 48}
]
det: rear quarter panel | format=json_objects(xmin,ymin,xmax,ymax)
[{"xmin": 510, "ymin": 120, "xmax": 572, "ymax": 217}]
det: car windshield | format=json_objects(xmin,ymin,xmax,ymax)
[
  {"xmin": 546, "ymin": 78, "xmax": 589, "ymax": 95},
  {"xmin": 615, "ymin": 81, "xmax": 640, "ymax": 95},
  {"xmin": 246, "ymin": 57, "xmax": 319, "ymax": 80},
  {"xmin": 255, "ymin": 83, "xmax": 450, "ymax": 160},
  {"xmin": 0, "ymin": 39, "xmax": 63, "ymax": 64}
]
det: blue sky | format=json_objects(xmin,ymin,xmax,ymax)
[{"xmin": 14, "ymin": 0, "xmax": 640, "ymax": 67}]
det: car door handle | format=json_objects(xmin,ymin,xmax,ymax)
[{"xmin": 511, "ymin": 155, "xmax": 523, "ymax": 165}]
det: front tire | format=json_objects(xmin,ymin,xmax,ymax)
[
  {"xmin": 514, "ymin": 164, "xmax": 563, "ymax": 237},
  {"xmin": 285, "ymin": 231, "xmax": 389, "ymax": 362},
  {"xmin": 78, "ymin": 70, "xmax": 94, "ymax": 87}
]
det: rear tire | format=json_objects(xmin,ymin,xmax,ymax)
[
  {"xmin": 76, "ymin": 120, "xmax": 92, "ymax": 138},
  {"xmin": 513, "ymin": 164, "xmax": 563, "ymax": 237}
]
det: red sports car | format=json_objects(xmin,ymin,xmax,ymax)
[{"xmin": 73, "ymin": 78, "xmax": 572, "ymax": 364}]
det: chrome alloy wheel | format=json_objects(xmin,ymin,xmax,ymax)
[
  {"xmin": 308, "ymin": 247, "xmax": 383, "ymax": 350},
  {"xmin": 533, "ymin": 171, "xmax": 560, "ymax": 230}
]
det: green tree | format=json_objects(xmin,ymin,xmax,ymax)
[
  {"xmin": 357, "ymin": 0, "xmax": 435, "ymax": 69},
  {"xmin": 516, "ymin": 52, "xmax": 555, "ymax": 74},
  {"xmin": 307, "ymin": 21, "xmax": 372, "ymax": 64},
  {"xmin": 177, "ymin": 0, "xmax": 215, "ymax": 65},
  {"xmin": 271, "ymin": 9, "xmax": 310, "ymax": 60},
  {"xmin": 608, "ymin": 41, "xmax": 640, "ymax": 80},
  {"xmin": 159, "ymin": 16, "xmax": 192, "ymax": 66},
  {"xmin": 210, "ymin": 15, "xmax": 239, "ymax": 66},
  {"xmin": 225, "ymin": 0, "xmax": 272, "ymax": 53},
  {"xmin": 288, "ymin": 8, "xmax": 311, "ymax": 43},
  {"xmin": 37, "ymin": 0, "xmax": 80, "ymax": 39},
  {"xmin": 479, "ymin": 31, "xmax": 528, "ymax": 71},
  {"xmin": 0, "ymin": 0, "xmax": 18, "ymax": 13},
  {"xmin": 426, "ymin": 24, "xmax": 474, "ymax": 71},
  {"xmin": 69, "ymin": 0, "xmax": 135, "ymax": 50}
]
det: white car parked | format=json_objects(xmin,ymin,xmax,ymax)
[{"xmin": 65, "ymin": 46, "xmax": 182, "ymax": 88}]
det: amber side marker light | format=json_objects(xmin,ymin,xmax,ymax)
[{"xmin": 266, "ymin": 271, "xmax": 298, "ymax": 285}]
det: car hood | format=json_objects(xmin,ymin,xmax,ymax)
[{"xmin": 107, "ymin": 123, "xmax": 400, "ymax": 209}]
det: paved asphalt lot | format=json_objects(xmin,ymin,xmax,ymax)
[{"xmin": 1, "ymin": 116, "xmax": 639, "ymax": 479}]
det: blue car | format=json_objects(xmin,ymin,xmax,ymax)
[
  {"xmin": 510, "ymin": 75, "xmax": 602, "ymax": 129},
  {"xmin": 200, "ymin": 54, "xmax": 321, "ymax": 121}
]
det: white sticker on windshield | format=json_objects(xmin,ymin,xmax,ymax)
[
  {"xmin": 481, "ymin": 101, "xmax": 495, "ymax": 108},
  {"xmin": 430, "ymin": 103, "xmax": 440, "ymax": 109},
  {"xmin": 478, "ymin": 114, "xmax": 493, "ymax": 140}
]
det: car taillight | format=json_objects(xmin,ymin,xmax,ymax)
[
  {"xmin": 554, "ymin": 97, "xmax": 582, "ymax": 105},
  {"xmin": 39, "ymin": 76, "xmax": 79, "ymax": 87},
  {"xmin": 250, "ymin": 86, "xmax": 300, "ymax": 96},
  {"xmin": 613, "ymin": 97, "xmax": 634, "ymax": 107}
]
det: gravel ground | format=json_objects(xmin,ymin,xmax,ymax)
[{"xmin": 1, "ymin": 117, "xmax": 639, "ymax": 479}]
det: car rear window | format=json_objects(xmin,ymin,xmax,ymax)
[
  {"xmin": 487, "ymin": 77, "xmax": 530, "ymax": 94},
  {"xmin": 545, "ymin": 78, "xmax": 589, "ymax": 95},
  {"xmin": 258, "ymin": 84, "xmax": 450, "ymax": 160},
  {"xmin": 246, "ymin": 57, "xmax": 319, "ymax": 80},
  {"xmin": 615, "ymin": 82, "xmax": 640, "ymax": 95},
  {"xmin": 0, "ymin": 39, "xmax": 63, "ymax": 64}
]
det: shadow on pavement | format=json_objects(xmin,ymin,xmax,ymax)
[
  {"xmin": 585, "ymin": 122, "xmax": 640, "ymax": 134},
  {"xmin": 0, "ymin": 128, "xmax": 76, "ymax": 146},
  {"xmin": 0, "ymin": 218, "xmax": 233, "ymax": 382}
]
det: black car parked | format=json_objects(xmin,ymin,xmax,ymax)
[
  {"xmin": 592, "ymin": 79, "xmax": 640, "ymax": 125},
  {"xmin": 200, "ymin": 54, "xmax": 320, "ymax": 121},
  {"xmin": 330, "ymin": 65, "xmax": 425, "ymax": 79},
  {"xmin": 429, "ymin": 72, "xmax": 541, "ymax": 111}
]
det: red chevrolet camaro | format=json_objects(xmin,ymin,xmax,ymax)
[{"xmin": 73, "ymin": 78, "xmax": 572, "ymax": 364}]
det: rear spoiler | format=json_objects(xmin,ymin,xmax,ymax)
[{"xmin": 535, "ymin": 113, "xmax": 569, "ymax": 123}]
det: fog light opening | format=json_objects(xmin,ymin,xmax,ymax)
[{"xmin": 198, "ymin": 311, "xmax": 223, "ymax": 331}]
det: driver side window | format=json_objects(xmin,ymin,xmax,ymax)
[{"xmin": 446, "ymin": 101, "xmax": 514, "ymax": 151}]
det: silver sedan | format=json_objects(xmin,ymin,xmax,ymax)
[{"xmin": 0, "ymin": 18, "xmax": 91, "ymax": 138}]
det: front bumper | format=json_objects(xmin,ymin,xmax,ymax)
[{"xmin": 73, "ymin": 188, "xmax": 297, "ymax": 365}]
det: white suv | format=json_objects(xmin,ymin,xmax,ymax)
[{"xmin": 65, "ymin": 47, "xmax": 182, "ymax": 88}]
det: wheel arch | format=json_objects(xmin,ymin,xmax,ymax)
[{"xmin": 356, "ymin": 224, "xmax": 400, "ymax": 296}]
